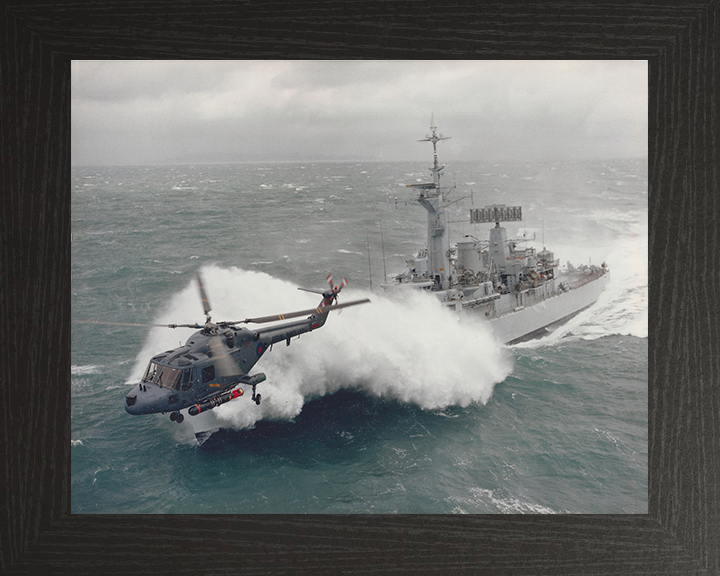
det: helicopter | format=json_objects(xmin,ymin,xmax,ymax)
[{"xmin": 76, "ymin": 272, "xmax": 369, "ymax": 427}]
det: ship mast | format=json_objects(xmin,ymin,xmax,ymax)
[
  {"xmin": 407, "ymin": 114, "xmax": 453, "ymax": 290},
  {"xmin": 418, "ymin": 113, "xmax": 450, "ymax": 188}
]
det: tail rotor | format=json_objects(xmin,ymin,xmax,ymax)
[
  {"xmin": 298, "ymin": 273, "xmax": 348, "ymax": 306},
  {"xmin": 324, "ymin": 273, "xmax": 347, "ymax": 306}
]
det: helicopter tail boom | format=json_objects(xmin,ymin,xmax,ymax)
[
  {"xmin": 241, "ymin": 297, "xmax": 370, "ymax": 325},
  {"xmin": 253, "ymin": 298, "xmax": 370, "ymax": 348}
]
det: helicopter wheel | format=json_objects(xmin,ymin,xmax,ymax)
[
  {"xmin": 170, "ymin": 412, "xmax": 177, "ymax": 422},
  {"xmin": 176, "ymin": 413, "xmax": 184, "ymax": 424},
  {"xmin": 255, "ymin": 394, "xmax": 262, "ymax": 406}
]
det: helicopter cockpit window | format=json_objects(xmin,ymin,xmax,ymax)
[
  {"xmin": 143, "ymin": 362, "xmax": 159, "ymax": 383},
  {"xmin": 156, "ymin": 366, "xmax": 182, "ymax": 390},
  {"xmin": 143, "ymin": 362, "xmax": 182, "ymax": 390}
]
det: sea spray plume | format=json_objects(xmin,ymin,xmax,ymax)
[
  {"xmin": 126, "ymin": 265, "xmax": 512, "ymax": 432},
  {"xmin": 515, "ymin": 214, "xmax": 648, "ymax": 348},
  {"xmin": 587, "ymin": 214, "xmax": 647, "ymax": 339},
  {"xmin": 273, "ymin": 289, "xmax": 513, "ymax": 407},
  {"xmin": 215, "ymin": 281, "xmax": 513, "ymax": 430}
]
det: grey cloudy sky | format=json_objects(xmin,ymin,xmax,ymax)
[{"xmin": 71, "ymin": 60, "xmax": 647, "ymax": 166}]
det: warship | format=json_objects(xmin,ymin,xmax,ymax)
[{"xmin": 382, "ymin": 119, "xmax": 609, "ymax": 345}]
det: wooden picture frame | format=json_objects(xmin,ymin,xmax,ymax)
[{"xmin": 1, "ymin": 2, "xmax": 716, "ymax": 573}]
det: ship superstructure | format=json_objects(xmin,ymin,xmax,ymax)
[{"xmin": 383, "ymin": 119, "xmax": 609, "ymax": 345}]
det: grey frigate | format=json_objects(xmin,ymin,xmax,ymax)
[{"xmin": 382, "ymin": 119, "xmax": 609, "ymax": 345}]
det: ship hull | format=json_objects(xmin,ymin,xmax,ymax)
[{"xmin": 486, "ymin": 274, "xmax": 610, "ymax": 345}]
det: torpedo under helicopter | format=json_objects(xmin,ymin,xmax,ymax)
[{"xmin": 76, "ymin": 272, "xmax": 369, "ymax": 428}]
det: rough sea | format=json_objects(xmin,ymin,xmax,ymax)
[{"xmin": 71, "ymin": 159, "xmax": 647, "ymax": 514}]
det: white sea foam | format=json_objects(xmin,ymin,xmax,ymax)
[
  {"xmin": 466, "ymin": 487, "xmax": 560, "ymax": 514},
  {"xmin": 71, "ymin": 365, "xmax": 102, "ymax": 375},
  {"xmin": 128, "ymin": 265, "xmax": 513, "ymax": 431}
]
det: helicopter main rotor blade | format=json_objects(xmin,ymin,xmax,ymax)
[
  {"xmin": 237, "ymin": 297, "xmax": 370, "ymax": 325},
  {"xmin": 208, "ymin": 335, "xmax": 242, "ymax": 377},
  {"xmin": 195, "ymin": 271, "xmax": 212, "ymax": 317},
  {"xmin": 324, "ymin": 298, "xmax": 370, "ymax": 311},
  {"xmin": 74, "ymin": 320, "xmax": 201, "ymax": 329}
]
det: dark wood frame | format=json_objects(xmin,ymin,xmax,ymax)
[{"xmin": 2, "ymin": 2, "xmax": 717, "ymax": 574}]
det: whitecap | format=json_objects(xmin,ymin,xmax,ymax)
[
  {"xmin": 468, "ymin": 487, "xmax": 559, "ymax": 514},
  {"xmin": 71, "ymin": 365, "xmax": 101, "ymax": 375}
]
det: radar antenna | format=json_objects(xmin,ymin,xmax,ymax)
[{"xmin": 418, "ymin": 112, "xmax": 451, "ymax": 171}]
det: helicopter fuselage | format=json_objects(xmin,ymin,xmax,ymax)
[{"xmin": 124, "ymin": 310, "xmax": 329, "ymax": 417}]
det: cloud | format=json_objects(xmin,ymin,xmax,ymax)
[{"xmin": 71, "ymin": 60, "xmax": 647, "ymax": 166}]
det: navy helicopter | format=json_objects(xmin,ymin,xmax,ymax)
[{"xmin": 77, "ymin": 272, "xmax": 369, "ymax": 426}]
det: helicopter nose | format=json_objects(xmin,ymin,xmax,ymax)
[
  {"xmin": 125, "ymin": 386, "xmax": 143, "ymax": 414},
  {"xmin": 125, "ymin": 383, "xmax": 154, "ymax": 415},
  {"xmin": 125, "ymin": 382, "xmax": 174, "ymax": 415}
]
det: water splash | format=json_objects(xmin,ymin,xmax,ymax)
[
  {"xmin": 516, "ymin": 206, "xmax": 647, "ymax": 348},
  {"xmin": 128, "ymin": 265, "xmax": 513, "ymax": 430}
]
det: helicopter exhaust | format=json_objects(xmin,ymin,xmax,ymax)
[{"xmin": 189, "ymin": 373, "xmax": 267, "ymax": 416}]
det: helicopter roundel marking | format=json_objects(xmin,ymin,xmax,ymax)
[{"xmin": 256, "ymin": 343, "xmax": 265, "ymax": 356}]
